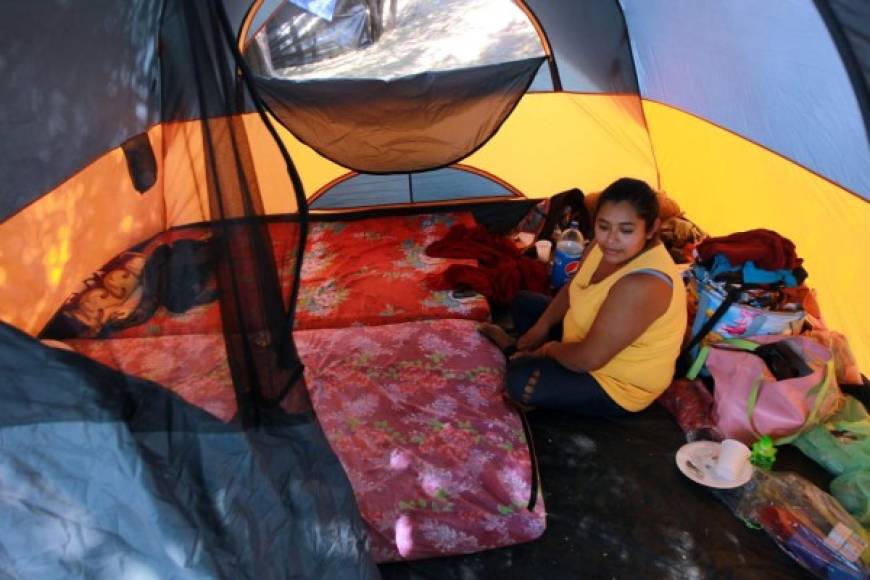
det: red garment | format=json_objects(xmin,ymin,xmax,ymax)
[
  {"xmin": 425, "ymin": 224, "xmax": 549, "ymax": 307},
  {"xmin": 657, "ymin": 378, "xmax": 717, "ymax": 439},
  {"xmin": 696, "ymin": 229, "xmax": 802, "ymax": 270}
]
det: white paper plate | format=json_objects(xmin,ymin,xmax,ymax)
[{"xmin": 675, "ymin": 440, "xmax": 753, "ymax": 489}]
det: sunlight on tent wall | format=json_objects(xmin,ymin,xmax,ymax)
[{"xmin": 0, "ymin": 128, "xmax": 165, "ymax": 336}]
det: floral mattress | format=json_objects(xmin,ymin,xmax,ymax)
[
  {"xmin": 63, "ymin": 334, "xmax": 239, "ymax": 422},
  {"xmin": 292, "ymin": 212, "xmax": 490, "ymax": 330},
  {"xmin": 44, "ymin": 212, "xmax": 540, "ymax": 561},
  {"xmin": 295, "ymin": 318, "xmax": 546, "ymax": 562},
  {"xmin": 42, "ymin": 212, "xmax": 490, "ymax": 340},
  {"xmin": 57, "ymin": 318, "xmax": 547, "ymax": 560}
]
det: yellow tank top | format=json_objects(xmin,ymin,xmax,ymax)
[{"xmin": 563, "ymin": 243, "xmax": 687, "ymax": 411}]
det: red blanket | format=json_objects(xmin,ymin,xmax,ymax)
[
  {"xmin": 696, "ymin": 229, "xmax": 802, "ymax": 270},
  {"xmin": 425, "ymin": 224, "xmax": 549, "ymax": 307}
]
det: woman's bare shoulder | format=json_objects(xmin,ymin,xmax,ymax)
[{"xmin": 609, "ymin": 270, "xmax": 672, "ymax": 307}]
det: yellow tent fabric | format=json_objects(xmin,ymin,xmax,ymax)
[
  {"xmin": 643, "ymin": 100, "xmax": 870, "ymax": 374},
  {"xmin": 455, "ymin": 93, "xmax": 658, "ymax": 199},
  {"xmin": 162, "ymin": 117, "xmax": 301, "ymax": 227},
  {"xmin": 3, "ymin": 95, "xmax": 866, "ymax": 379}
]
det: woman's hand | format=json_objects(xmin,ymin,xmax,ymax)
[
  {"xmin": 516, "ymin": 321, "xmax": 550, "ymax": 351},
  {"xmin": 510, "ymin": 340, "xmax": 558, "ymax": 362}
]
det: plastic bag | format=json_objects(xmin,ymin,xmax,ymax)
[
  {"xmin": 794, "ymin": 396, "xmax": 870, "ymax": 527},
  {"xmin": 735, "ymin": 471, "xmax": 870, "ymax": 579},
  {"xmin": 794, "ymin": 396, "xmax": 870, "ymax": 476},
  {"xmin": 831, "ymin": 471, "xmax": 870, "ymax": 527}
]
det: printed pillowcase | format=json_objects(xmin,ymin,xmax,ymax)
[
  {"xmin": 41, "ymin": 228, "xmax": 214, "ymax": 339},
  {"xmin": 41, "ymin": 251, "xmax": 148, "ymax": 339}
]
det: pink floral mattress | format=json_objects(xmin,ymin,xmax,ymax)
[
  {"xmin": 48, "ymin": 213, "xmax": 540, "ymax": 561},
  {"xmin": 59, "ymin": 318, "xmax": 547, "ymax": 560},
  {"xmin": 295, "ymin": 318, "xmax": 546, "ymax": 562}
]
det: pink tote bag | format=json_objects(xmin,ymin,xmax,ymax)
[{"xmin": 688, "ymin": 336, "xmax": 841, "ymax": 445}]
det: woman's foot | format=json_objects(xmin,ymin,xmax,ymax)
[{"xmin": 477, "ymin": 322, "xmax": 517, "ymax": 353}]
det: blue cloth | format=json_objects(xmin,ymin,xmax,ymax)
[
  {"xmin": 709, "ymin": 254, "xmax": 798, "ymax": 287},
  {"xmin": 505, "ymin": 291, "xmax": 629, "ymax": 417}
]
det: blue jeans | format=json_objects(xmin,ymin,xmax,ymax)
[{"xmin": 505, "ymin": 291, "xmax": 629, "ymax": 417}]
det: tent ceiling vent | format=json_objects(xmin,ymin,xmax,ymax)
[{"xmin": 243, "ymin": 0, "xmax": 546, "ymax": 173}]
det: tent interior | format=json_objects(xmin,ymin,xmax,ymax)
[{"xmin": 1, "ymin": 0, "xmax": 868, "ymax": 578}]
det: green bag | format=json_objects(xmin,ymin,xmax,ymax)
[
  {"xmin": 793, "ymin": 396, "xmax": 870, "ymax": 476},
  {"xmin": 794, "ymin": 396, "xmax": 870, "ymax": 525},
  {"xmin": 832, "ymin": 470, "xmax": 870, "ymax": 527}
]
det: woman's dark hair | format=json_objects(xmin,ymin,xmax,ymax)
[{"xmin": 595, "ymin": 178, "xmax": 659, "ymax": 230}]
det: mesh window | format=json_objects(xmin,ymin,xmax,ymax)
[
  {"xmin": 312, "ymin": 167, "xmax": 519, "ymax": 209},
  {"xmin": 243, "ymin": 0, "xmax": 545, "ymax": 173}
]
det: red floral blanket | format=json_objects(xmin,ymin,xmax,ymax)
[
  {"xmin": 293, "ymin": 213, "xmax": 490, "ymax": 330},
  {"xmin": 48, "ymin": 213, "xmax": 541, "ymax": 560}
]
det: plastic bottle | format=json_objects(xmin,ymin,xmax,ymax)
[{"xmin": 551, "ymin": 221, "xmax": 584, "ymax": 289}]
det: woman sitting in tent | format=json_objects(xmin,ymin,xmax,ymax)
[{"xmin": 480, "ymin": 178, "xmax": 687, "ymax": 416}]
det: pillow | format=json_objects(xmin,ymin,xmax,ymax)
[
  {"xmin": 41, "ymin": 228, "xmax": 215, "ymax": 339},
  {"xmin": 42, "ymin": 251, "xmax": 147, "ymax": 339}
]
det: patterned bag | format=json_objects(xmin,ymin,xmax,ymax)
[{"xmin": 689, "ymin": 274, "xmax": 805, "ymax": 348}]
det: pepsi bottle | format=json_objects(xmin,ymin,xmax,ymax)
[{"xmin": 551, "ymin": 221, "xmax": 584, "ymax": 289}]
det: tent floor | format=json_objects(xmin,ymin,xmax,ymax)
[{"xmin": 380, "ymin": 402, "xmax": 827, "ymax": 579}]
